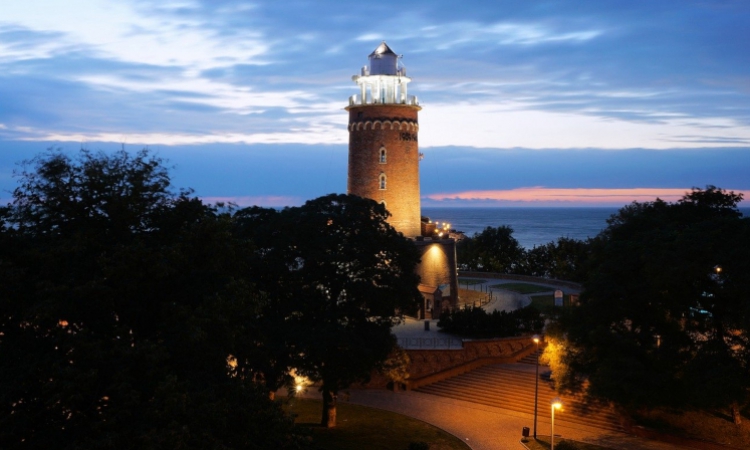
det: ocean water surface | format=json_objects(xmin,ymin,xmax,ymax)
[{"xmin": 421, "ymin": 207, "xmax": 750, "ymax": 249}]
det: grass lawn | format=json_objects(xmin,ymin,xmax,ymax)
[
  {"xmin": 285, "ymin": 398, "xmax": 471, "ymax": 450},
  {"xmin": 528, "ymin": 293, "xmax": 574, "ymax": 315},
  {"xmin": 632, "ymin": 407, "xmax": 750, "ymax": 448},
  {"xmin": 457, "ymin": 278, "xmax": 486, "ymax": 286},
  {"xmin": 490, "ymin": 282, "xmax": 553, "ymax": 294},
  {"xmin": 521, "ymin": 436, "xmax": 610, "ymax": 450}
]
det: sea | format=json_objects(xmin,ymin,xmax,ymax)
[{"xmin": 421, "ymin": 207, "xmax": 750, "ymax": 249}]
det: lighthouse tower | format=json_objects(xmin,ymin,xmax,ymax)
[
  {"xmin": 346, "ymin": 42, "xmax": 422, "ymax": 237},
  {"xmin": 345, "ymin": 43, "xmax": 459, "ymax": 319}
]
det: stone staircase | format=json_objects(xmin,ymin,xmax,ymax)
[
  {"xmin": 415, "ymin": 360, "xmax": 623, "ymax": 433},
  {"xmin": 517, "ymin": 349, "xmax": 543, "ymax": 365}
]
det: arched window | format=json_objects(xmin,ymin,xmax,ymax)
[
  {"xmin": 379, "ymin": 173, "xmax": 386, "ymax": 190},
  {"xmin": 379, "ymin": 147, "xmax": 387, "ymax": 164}
]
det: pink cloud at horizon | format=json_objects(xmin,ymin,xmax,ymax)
[{"xmin": 424, "ymin": 187, "xmax": 750, "ymax": 207}]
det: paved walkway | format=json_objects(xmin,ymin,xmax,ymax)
[
  {"xmin": 394, "ymin": 317, "xmax": 463, "ymax": 349},
  {"xmin": 394, "ymin": 277, "xmax": 576, "ymax": 349},
  {"xmin": 384, "ymin": 278, "xmax": 685, "ymax": 449},
  {"xmin": 314, "ymin": 388, "xmax": 688, "ymax": 450}
]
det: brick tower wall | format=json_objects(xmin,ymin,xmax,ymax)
[
  {"xmin": 414, "ymin": 239, "xmax": 459, "ymax": 312},
  {"xmin": 346, "ymin": 104, "xmax": 421, "ymax": 238}
]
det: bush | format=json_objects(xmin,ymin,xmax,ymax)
[
  {"xmin": 408, "ymin": 442, "xmax": 430, "ymax": 450},
  {"xmin": 437, "ymin": 306, "xmax": 543, "ymax": 338}
]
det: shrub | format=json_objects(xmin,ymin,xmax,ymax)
[{"xmin": 437, "ymin": 306, "xmax": 543, "ymax": 338}]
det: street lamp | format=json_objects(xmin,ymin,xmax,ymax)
[
  {"xmin": 550, "ymin": 398, "xmax": 563, "ymax": 450},
  {"xmin": 532, "ymin": 335, "xmax": 540, "ymax": 438}
]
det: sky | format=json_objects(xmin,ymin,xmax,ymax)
[{"xmin": 2, "ymin": 0, "xmax": 750, "ymax": 208}]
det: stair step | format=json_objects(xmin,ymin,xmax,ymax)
[{"xmin": 414, "ymin": 363, "xmax": 622, "ymax": 432}]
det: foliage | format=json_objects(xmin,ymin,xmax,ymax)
[
  {"xmin": 522, "ymin": 237, "xmax": 592, "ymax": 282},
  {"xmin": 380, "ymin": 347, "xmax": 411, "ymax": 386},
  {"xmin": 457, "ymin": 225, "xmax": 525, "ymax": 273},
  {"xmin": 540, "ymin": 324, "xmax": 572, "ymax": 392},
  {"xmin": 437, "ymin": 306, "xmax": 544, "ymax": 338},
  {"xmin": 631, "ymin": 405, "xmax": 750, "ymax": 446},
  {"xmin": 556, "ymin": 186, "xmax": 750, "ymax": 418},
  {"xmin": 529, "ymin": 294, "xmax": 573, "ymax": 315},
  {"xmin": 0, "ymin": 149, "xmax": 309, "ymax": 449},
  {"xmin": 236, "ymin": 194, "xmax": 422, "ymax": 427},
  {"xmin": 458, "ymin": 227, "xmax": 591, "ymax": 282}
]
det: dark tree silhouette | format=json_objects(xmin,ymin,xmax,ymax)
[
  {"xmin": 243, "ymin": 194, "xmax": 422, "ymax": 427},
  {"xmin": 555, "ymin": 186, "xmax": 750, "ymax": 423},
  {"xmin": 0, "ymin": 149, "xmax": 309, "ymax": 449},
  {"xmin": 457, "ymin": 225, "xmax": 524, "ymax": 273}
]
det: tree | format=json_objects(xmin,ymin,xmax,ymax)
[
  {"xmin": 522, "ymin": 237, "xmax": 591, "ymax": 282},
  {"xmin": 246, "ymin": 194, "xmax": 422, "ymax": 427},
  {"xmin": 457, "ymin": 225, "xmax": 525, "ymax": 273},
  {"xmin": 0, "ymin": 149, "xmax": 309, "ymax": 449},
  {"xmin": 555, "ymin": 187, "xmax": 750, "ymax": 423},
  {"xmin": 379, "ymin": 347, "xmax": 411, "ymax": 391}
]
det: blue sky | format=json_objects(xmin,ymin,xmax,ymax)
[{"xmin": 2, "ymin": 0, "xmax": 749, "ymax": 207}]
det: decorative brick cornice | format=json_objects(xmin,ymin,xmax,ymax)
[{"xmin": 348, "ymin": 119, "xmax": 419, "ymax": 132}]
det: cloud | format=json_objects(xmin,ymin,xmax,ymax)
[
  {"xmin": 0, "ymin": 25, "xmax": 71, "ymax": 62},
  {"xmin": 16, "ymin": 129, "xmax": 347, "ymax": 146},
  {"xmin": 424, "ymin": 187, "xmax": 750, "ymax": 207},
  {"xmin": 1, "ymin": 0, "xmax": 749, "ymax": 172},
  {"xmin": 74, "ymin": 74, "xmax": 320, "ymax": 113},
  {"xmin": 485, "ymin": 23, "xmax": 602, "ymax": 45},
  {"xmin": 419, "ymin": 102, "xmax": 750, "ymax": 149},
  {"xmin": 1, "ymin": 0, "xmax": 269, "ymax": 70}
]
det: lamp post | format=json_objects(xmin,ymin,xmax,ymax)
[
  {"xmin": 532, "ymin": 335, "xmax": 540, "ymax": 438},
  {"xmin": 550, "ymin": 398, "xmax": 563, "ymax": 450}
]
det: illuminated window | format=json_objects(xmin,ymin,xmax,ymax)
[
  {"xmin": 379, "ymin": 147, "xmax": 387, "ymax": 164},
  {"xmin": 379, "ymin": 173, "xmax": 387, "ymax": 190}
]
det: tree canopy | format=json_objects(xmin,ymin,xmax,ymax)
[
  {"xmin": 553, "ymin": 187, "xmax": 750, "ymax": 422},
  {"xmin": 235, "ymin": 194, "xmax": 422, "ymax": 427},
  {"xmin": 0, "ymin": 149, "xmax": 422, "ymax": 446},
  {"xmin": 521, "ymin": 237, "xmax": 591, "ymax": 282},
  {"xmin": 457, "ymin": 225, "xmax": 525, "ymax": 273},
  {"xmin": 437, "ymin": 306, "xmax": 544, "ymax": 338},
  {"xmin": 457, "ymin": 226, "xmax": 591, "ymax": 282},
  {"xmin": 0, "ymin": 149, "xmax": 309, "ymax": 449}
]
